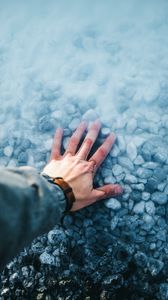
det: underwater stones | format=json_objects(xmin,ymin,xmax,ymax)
[
  {"xmin": 142, "ymin": 192, "xmax": 151, "ymax": 201},
  {"xmin": 82, "ymin": 108, "xmax": 98, "ymax": 122},
  {"xmin": 153, "ymin": 167, "xmax": 167, "ymax": 182},
  {"xmin": 145, "ymin": 201, "xmax": 156, "ymax": 215},
  {"xmin": 143, "ymin": 162, "xmax": 158, "ymax": 169},
  {"xmin": 111, "ymin": 216, "xmax": 119, "ymax": 230},
  {"xmin": 39, "ymin": 252, "xmax": 55, "ymax": 266},
  {"xmin": 112, "ymin": 164, "xmax": 123, "ymax": 176},
  {"xmin": 117, "ymin": 135, "xmax": 126, "ymax": 153},
  {"xmin": 62, "ymin": 215, "xmax": 73, "ymax": 227},
  {"xmin": 145, "ymin": 177, "xmax": 158, "ymax": 193},
  {"xmin": 102, "ymin": 274, "xmax": 123, "ymax": 290},
  {"xmin": 48, "ymin": 229, "xmax": 66, "ymax": 245},
  {"xmin": 105, "ymin": 198, "xmax": 121, "ymax": 211},
  {"xmin": 111, "ymin": 144, "xmax": 120, "ymax": 157},
  {"xmin": 134, "ymin": 251, "xmax": 147, "ymax": 267},
  {"xmin": 133, "ymin": 201, "xmax": 145, "ymax": 215},
  {"xmin": 125, "ymin": 174, "xmax": 138, "ymax": 184},
  {"xmin": 101, "ymin": 127, "xmax": 111, "ymax": 137},
  {"xmin": 18, "ymin": 152, "xmax": 28, "ymax": 163},
  {"xmin": 69, "ymin": 118, "xmax": 80, "ymax": 131},
  {"xmin": 141, "ymin": 214, "xmax": 155, "ymax": 231},
  {"xmin": 85, "ymin": 227, "xmax": 97, "ymax": 239},
  {"xmin": 126, "ymin": 118, "xmax": 137, "ymax": 133},
  {"xmin": 3, "ymin": 146, "xmax": 13, "ymax": 157},
  {"xmin": 147, "ymin": 258, "xmax": 164, "ymax": 276},
  {"xmin": 118, "ymin": 156, "xmax": 134, "ymax": 171},
  {"xmin": 136, "ymin": 167, "xmax": 153, "ymax": 179},
  {"xmin": 141, "ymin": 142, "xmax": 153, "ymax": 161},
  {"xmin": 39, "ymin": 116, "xmax": 54, "ymax": 132},
  {"xmin": 152, "ymin": 192, "xmax": 167, "ymax": 205},
  {"xmin": 134, "ymin": 155, "xmax": 145, "ymax": 165},
  {"xmin": 153, "ymin": 151, "xmax": 167, "ymax": 164},
  {"xmin": 126, "ymin": 142, "xmax": 137, "ymax": 160},
  {"xmin": 159, "ymin": 283, "xmax": 168, "ymax": 300}
]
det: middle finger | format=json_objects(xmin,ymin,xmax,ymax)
[{"xmin": 76, "ymin": 120, "xmax": 101, "ymax": 160}]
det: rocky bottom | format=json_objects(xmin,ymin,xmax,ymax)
[{"xmin": 0, "ymin": 105, "xmax": 168, "ymax": 300}]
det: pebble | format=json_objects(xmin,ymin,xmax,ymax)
[
  {"xmin": 126, "ymin": 118, "xmax": 137, "ymax": 133},
  {"xmin": 126, "ymin": 142, "xmax": 137, "ymax": 160},
  {"xmin": 143, "ymin": 162, "xmax": 158, "ymax": 169},
  {"xmin": 111, "ymin": 144, "xmax": 120, "ymax": 157},
  {"xmin": 147, "ymin": 258, "xmax": 164, "ymax": 276},
  {"xmin": 118, "ymin": 156, "xmax": 134, "ymax": 171},
  {"xmin": 69, "ymin": 118, "xmax": 80, "ymax": 130},
  {"xmin": 134, "ymin": 251, "xmax": 147, "ymax": 267},
  {"xmin": 117, "ymin": 135, "xmax": 126, "ymax": 153},
  {"xmin": 134, "ymin": 155, "xmax": 145, "ymax": 165},
  {"xmin": 131, "ymin": 183, "xmax": 144, "ymax": 191},
  {"xmin": 136, "ymin": 167, "xmax": 153, "ymax": 179},
  {"xmin": 112, "ymin": 164, "xmax": 123, "ymax": 176},
  {"xmin": 105, "ymin": 198, "xmax": 121, "ymax": 211},
  {"xmin": 101, "ymin": 127, "xmax": 111, "ymax": 137},
  {"xmin": 151, "ymin": 192, "xmax": 167, "ymax": 205},
  {"xmin": 142, "ymin": 192, "xmax": 151, "ymax": 201},
  {"xmin": 153, "ymin": 167, "xmax": 167, "ymax": 182},
  {"xmin": 18, "ymin": 152, "xmax": 28, "ymax": 163},
  {"xmin": 145, "ymin": 177, "xmax": 158, "ymax": 193},
  {"xmin": 125, "ymin": 174, "xmax": 138, "ymax": 184},
  {"xmin": 145, "ymin": 201, "xmax": 156, "ymax": 215},
  {"xmin": 153, "ymin": 151, "xmax": 167, "ymax": 164},
  {"xmin": 39, "ymin": 116, "xmax": 54, "ymax": 132},
  {"xmin": 142, "ymin": 214, "xmax": 155, "ymax": 231},
  {"xmin": 111, "ymin": 216, "xmax": 119, "ymax": 230},
  {"xmin": 82, "ymin": 109, "xmax": 98, "ymax": 121},
  {"xmin": 133, "ymin": 201, "xmax": 145, "ymax": 215},
  {"xmin": 39, "ymin": 252, "xmax": 55, "ymax": 266},
  {"xmin": 159, "ymin": 283, "xmax": 168, "ymax": 300},
  {"xmin": 3, "ymin": 146, "xmax": 13, "ymax": 157}
]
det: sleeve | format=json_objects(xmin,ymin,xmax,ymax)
[{"xmin": 0, "ymin": 165, "xmax": 66, "ymax": 271}]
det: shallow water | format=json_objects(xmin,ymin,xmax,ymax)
[{"xmin": 0, "ymin": 1, "xmax": 168, "ymax": 299}]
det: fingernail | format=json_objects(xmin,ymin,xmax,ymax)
[{"xmin": 115, "ymin": 185, "xmax": 123, "ymax": 194}]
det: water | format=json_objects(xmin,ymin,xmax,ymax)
[{"xmin": 0, "ymin": 0, "xmax": 168, "ymax": 299}]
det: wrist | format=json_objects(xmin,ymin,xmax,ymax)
[{"xmin": 41, "ymin": 173, "xmax": 76, "ymax": 212}]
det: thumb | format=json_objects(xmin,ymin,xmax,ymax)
[{"xmin": 90, "ymin": 184, "xmax": 123, "ymax": 203}]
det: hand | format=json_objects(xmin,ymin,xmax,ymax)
[{"xmin": 42, "ymin": 120, "xmax": 123, "ymax": 212}]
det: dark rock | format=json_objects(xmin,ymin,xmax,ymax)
[
  {"xmin": 18, "ymin": 151, "xmax": 28, "ymax": 163},
  {"xmin": 134, "ymin": 251, "xmax": 148, "ymax": 267},
  {"xmin": 145, "ymin": 177, "xmax": 158, "ymax": 193}
]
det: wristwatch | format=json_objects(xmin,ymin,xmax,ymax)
[{"xmin": 41, "ymin": 173, "xmax": 76, "ymax": 212}]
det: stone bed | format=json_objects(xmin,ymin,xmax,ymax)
[
  {"xmin": 0, "ymin": 104, "xmax": 168, "ymax": 300},
  {"xmin": 0, "ymin": 1, "xmax": 168, "ymax": 299}
]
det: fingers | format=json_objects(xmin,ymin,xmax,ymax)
[
  {"xmin": 76, "ymin": 119, "xmax": 101, "ymax": 160},
  {"xmin": 88, "ymin": 133, "xmax": 115, "ymax": 173},
  {"xmin": 89, "ymin": 184, "xmax": 123, "ymax": 203},
  {"xmin": 64, "ymin": 121, "xmax": 87, "ymax": 156},
  {"xmin": 50, "ymin": 127, "xmax": 63, "ymax": 161}
]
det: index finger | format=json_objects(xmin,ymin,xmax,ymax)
[
  {"xmin": 50, "ymin": 127, "xmax": 63, "ymax": 161},
  {"xmin": 88, "ymin": 133, "xmax": 116, "ymax": 173}
]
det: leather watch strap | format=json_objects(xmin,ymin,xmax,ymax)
[{"xmin": 41, "ymin": 173, "xmax": 76, "ymax": 212}]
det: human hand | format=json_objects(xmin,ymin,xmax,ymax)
[{"xmin": 42, "ymin": 120, "xmax": 123, "ymax": 212}]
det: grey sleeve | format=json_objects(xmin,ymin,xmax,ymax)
[{"xmin": 0, "ymin": 166, "xmax": 66, "ymax": 271}]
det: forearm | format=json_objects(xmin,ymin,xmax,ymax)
[{"xmin": 0, "ymin": 166, "xmax": 66, "ymax": 271}]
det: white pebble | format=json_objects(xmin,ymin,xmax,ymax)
[
  {"xmin": 4, "ymin": 146, "xmax": 13, "ymax": 157},
  {"xmin": 105, "ymin": 198, "xmax": 121, "ymax": 211},
  {"xmin": 126, "ymin": 142, "xmax": 137, "ymax": 161},
  {"xmin": 133, "ymin": 201, "xmax": 145, "ymax": 215},
  {"xmin": 126, "ymin": 118, "xmax": 137, "ymax": 133}
]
